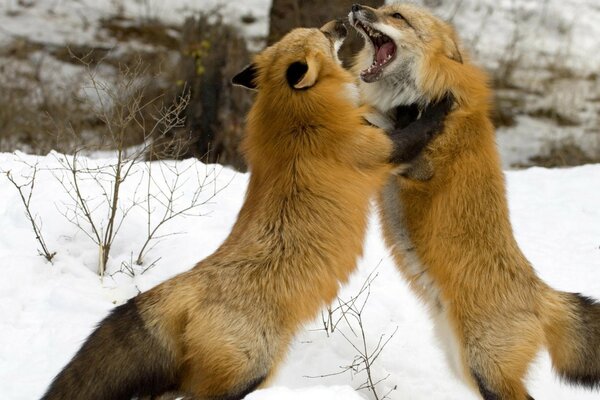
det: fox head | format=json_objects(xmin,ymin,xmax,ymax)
[
  {"xmin": 349, "ymin": 3, "xmax": 475, "ymax": 111},
  {"xmin": 233, "ymin": 20, "xmax": 349, "ymax": 93},
  {"xmin": 232, "ymin": 21, "xmax": 372, "ymax": 167}
]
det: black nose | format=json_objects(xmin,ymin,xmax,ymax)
[{"xmin": 352, "ymin": 4, "xmax": 362, "ymax": 12}]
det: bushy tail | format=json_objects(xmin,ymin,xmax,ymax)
[
  {"xmin": 41, "ymin": 298, "xmax": 178, "ymax": 400},
  {"xmin": 545, "ymin": 291, "xmax": 600, "ymax": 389}
]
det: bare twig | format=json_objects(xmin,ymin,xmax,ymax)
[
  {"xmin": 3, "ymin": 164, "xmax": 56, "ymax": 262},
  {"xmin": 306, "ymin": 266, "xmax": 398, "ymax": 399},
  {"xmin": 48, "ymin": 54, "xmax": 232, "ymax": 278},
  {"xmin": 50, "ymin": 58, "xmax": 188, "ymax": 278},
  {"xmin": 135, "ymin": 156, "xmax": 232, "ymax": 265}
]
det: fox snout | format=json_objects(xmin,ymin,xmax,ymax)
[{"xmin": 351, "ymin": 4, "xmax": 378, "ymax": 24}]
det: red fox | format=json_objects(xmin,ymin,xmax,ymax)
[
  {"xmin": 350, "ymin": 3, "xmax": 600, "ymax": 400},
  {"xmin": 41, "ymin": 20, "xmax": 450, "ymax": 400}
]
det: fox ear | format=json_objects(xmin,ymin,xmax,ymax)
[
  {"xmin": 232, "ymin": 64, "xmax": 258, "ymax": 90},
  {"xmin": 287, "ymin": 54, "xmax": 321, "ymax": 89},
  {"xmin": 446, "ymin": 38, "xmax": 463, "ymax": 64}
]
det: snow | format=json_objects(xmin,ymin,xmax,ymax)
[
  {"xmin": 247, "ymin": 386, "xmax": 365, "ymax": 400},
  {"xmin": 0, "ymin": 0, "xmax": 271, "ymax": 49},
  {"xmin": 1, "ymin": 0, "xmax": 599, "ymax": 398},
  {"xmin": 1, "ymin": 151, "xmax": 599, "ymax": 399},
  {"xmin": 496, "ymin": 115, "xmax": 599, "ymax": 168}
]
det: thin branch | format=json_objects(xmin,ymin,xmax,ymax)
[
  {"xmin": 306, "ymin": 264, "xmax": 397, "ymax": 399},
  {"xmin": 3, "ymin": 165, "xmax": 56, "ymax": 262}
]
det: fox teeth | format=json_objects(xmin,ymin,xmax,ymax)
[
  {"xmin": 371, "ymin": 55, "xmax": 392, "ymax": 66},
  {"xmin": 364, "ymin": 25, "xmax": 380, "ymax": 37}
]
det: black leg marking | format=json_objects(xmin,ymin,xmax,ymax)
[
  {"xmin": 472, "ymin": 371, "xmax": 501, "ymax": 400},
  {"xmin": 393, "ymin": 104, "xmax": 420, "ymax": 129},
  {"xmin": 388, "ymin": 96, "xmax": 453, "ymax": 165},
  {"xmin": 216, "ymin": 375, "xmax": 267, "ymax": 400}
]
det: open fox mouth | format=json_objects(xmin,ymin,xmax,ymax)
[{"xmin": 355, "ymin": 21, "xmax": 396, "ymax": 82}]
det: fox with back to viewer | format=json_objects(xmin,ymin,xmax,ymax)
[
  {"xmin": 349, "ymin": 3, "xmax": 600, "ymax": 400},
  {"xmin": 41, "ymin": 19, "xmax": 452, "ymax": 400}
]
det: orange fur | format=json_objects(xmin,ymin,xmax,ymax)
[
  {"xmin": 42, "ymin": 22, "xmax": 397, "ymax": 400},
  {"xmin": 352, "ymin": 3, "xmax": 600, "ymax": 399},
  {"xmin": 140, "ymin": 25, "xmax": 396, "ymax": 397}
]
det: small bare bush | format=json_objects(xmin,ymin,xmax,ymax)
[
  {"xmin": 52, "ymin": 58, "xmax": 190, "ymax": 278},
  {"xmin": 309, "ymin": 268, "xmax": 398, "ymax": 400},
  {"xmin": 134, "ymin": 158, "xmax": 229, "ymax": 267}
]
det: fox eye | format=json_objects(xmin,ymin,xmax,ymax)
[{"xmin": 392, "ymin": 13, "xmax": 405, "ymax": 20}]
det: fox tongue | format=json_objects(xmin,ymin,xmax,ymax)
[{"xmin": 376, "ymin": 42, "xmax": 395, "ymax": 65}]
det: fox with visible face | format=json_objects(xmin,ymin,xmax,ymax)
[
  {"xmin": 41, "ymin": 20, "xmax": 449, "ymax": 400},
  {"xmin": 350, "ymin": 3, "xmax": 600, "ymax": 400}
]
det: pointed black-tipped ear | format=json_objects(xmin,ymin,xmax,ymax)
[
  {"xmin": 286, "ymin": 62, "xmax": 309, "ymax": 88},
  {"xmin": 445, "ymin": 38, "xmax": 463, "ymax": 64},
  {"xmin": 286, "ymin": 54, "xmax": 320, "ymax": 89},
  {"xmin": 449, "ymin": 42, "xmax": 463, "ymax": 64},
  {"xmin": 232, "ymin": 64, "xmax": 258, "ymax": 90}
]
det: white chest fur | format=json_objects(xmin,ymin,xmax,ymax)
[
  {"xmin": 380, "ymin": 177, "xmax": 440, "ymax": 307},
  {"xmin": 380, "ymin": 177, "xmax": 464, "ymax": 378}
]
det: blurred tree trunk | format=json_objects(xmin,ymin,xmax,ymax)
[
  {"xmin": 153, "ymin": 14, "xmax": 252, "ymax": 171},
  {"xmin": 268, "ymin": 0, "xmax": 384, "ymax": 66}
]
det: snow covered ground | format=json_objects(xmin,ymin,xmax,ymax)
[
  {"xmin": 1, "ymin": 0, "xmax": 599, "ymax": 398},
  {"xmin": 0, "ymin": 151, "xmax": 599, "ymax": 399}
]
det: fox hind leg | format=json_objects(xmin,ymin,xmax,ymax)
[
  {"xmin": 464, "ymin": 324, "xmax": 538, "ymax": 400},
  {"xmin": 178, "ymin": 309, "xmax": 271, "ymax": 399},
  {"xmin": 472, "ymin": 370, "xmax": 536, "ymax": 400},
  {"xmin": 467, "ymin": 345, "xmax": 536, "ymax": 400},
  {"xmin": 471, "ymin": 368, "xmax": 535, "ymax": 400}
]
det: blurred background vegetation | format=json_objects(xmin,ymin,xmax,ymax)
[{"xmin": 0, "ymin": 0, "xmax": 598, "ymax": 169}]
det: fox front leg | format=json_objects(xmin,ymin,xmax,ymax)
[{"xmin": 388, "ymin": 96, "xmax": 453, "ymax": 165}]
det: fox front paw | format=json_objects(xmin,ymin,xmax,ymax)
[{"xmin": 388, "ymin": 95, "xmax": 454, "ymax": 164}]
